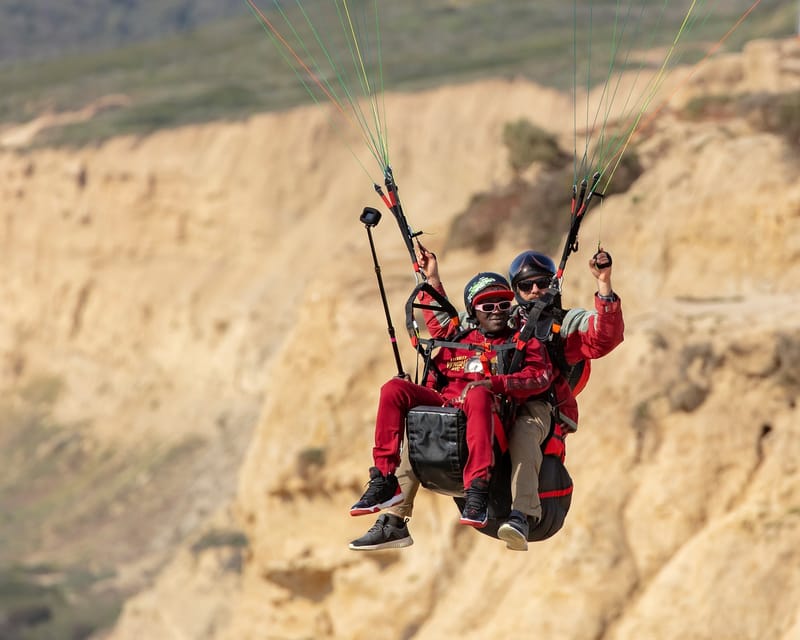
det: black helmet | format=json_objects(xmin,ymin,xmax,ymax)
[
  {"xmin": 508, "ymin": 250, "xmax": 556, "ymax": 288},
  {"xmin": 463, "ymin": 272, "xmax": 514, "ymax": 315}
]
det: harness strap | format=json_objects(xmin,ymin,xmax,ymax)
[
  {"xmin": 493, "ymin": 412, "xmax": 508, "ymax": 453},
  {"xmin": 405, "ymin": 282, "xmax": 461, "ymax": 387},
  {"xmin": 422, "ymin": 338, "xmax": 496, "ymax": 351},
  {"xmin": 404, "ymin": 282, "xmax": 459, "ymax": 341},
  {"xmin": 508, "ymin": 292, "xmax": 559, "ymax": 374},
  {"xmin": 556, "ymin": 410, "xmax": 578, "ymax": 432}
]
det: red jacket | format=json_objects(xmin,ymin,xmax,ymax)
[
  {"xmin": 561, "ymin": 294, "xmax": 625, "ymax": 367},
  {"xmin": 522, "ymin": 293, "xmax": 624, "ymax": 459},
  {"xmin": 549, "ymin": 293, "xmax": 625, "ymax": 429},
  {"xmin": 419, "ymin": 285, "xmax": 554, "ymax": 403}
]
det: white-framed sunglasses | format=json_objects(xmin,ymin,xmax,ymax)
[{"xmin": 473, "ymin": 300, "xmax": 512, "ymax": 313}]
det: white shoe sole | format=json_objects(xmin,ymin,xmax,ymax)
[
  {"xmin": 498, "ymin": 523, "xmax": 528, "ymax": 551},
  {"xmin": 348, "ymin": 536, "xmax": 414, "ymax": 551}
]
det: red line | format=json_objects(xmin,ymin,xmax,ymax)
[
  {"xmin": 246, "ymin": 0, "xmax": 348, "ymax": 121},
  {"xmin": 539, "ymin": 487, "xmax": 573, "ymax": 499}
]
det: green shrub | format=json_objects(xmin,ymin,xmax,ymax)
[
  {"xmin": 502, "ymin": 118, "xmax": 569, "ymax": 174},
  {"xmin": 682, "ymin": 94, "xmax": 735, "ymax": 120},
  {"xmin": 190, "ymin": 529, "xmax": 249, "ymax": 555},
  {"xmin": 297, "ymin": 446, "xmax": 326, "ymax": 470},
  {"xmin": 682, "ymin": 90, "xmax": 800, "ymax": 149},
  {"xmin": 0, "ymin": 564, "xmax": 121, "ymax": 640},
  {"xmin": 775, "ymin": 91, "xmax": 800, "ymax": 147},
  {"xmin": 19, "ymin": 375, "xmax": 64, "ymax": 407}
]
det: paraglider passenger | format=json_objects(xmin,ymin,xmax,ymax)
[
  {"xmin": 350, "ymin": 272, "xmax": 554, "ymax": 533},
  {"xmin": 495, "ymin": 249, "xmax": 623, "ymax": 549}
]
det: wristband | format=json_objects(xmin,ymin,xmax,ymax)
[{"xmin": 597, "ymin": 292, "xmax": 616, "ymax": 302}]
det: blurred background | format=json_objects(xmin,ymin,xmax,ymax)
[{"xmin": 0, "ymin": 2, "xmax": 798, "ymax": 639}]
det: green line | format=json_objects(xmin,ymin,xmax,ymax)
[
  {"xmin": 345, "ymin": 0, "xmax": 389, "ymax": 167},
  {"xmin": 333, "ymin": 0, "xmax": 386, "ymax": 168},
  {"xmin": 570, "ymin": 0, "xmax": 721, "ymax": 195},
  {"xmin": 603, "ymin": 0, "xmax": 704, "ymax": 189},
  {"xmin": 582, "ymin": 1, "xmax": 594, "ymax": 181},
  {"xmin": 593, "ymin": 0, "xmax": 666, "ymax": 175},
  {"xmin": 248, "ymin": 0, "xmax": 391, "ymax": 174},
  {"xmin": 247, "ymin": 0, "xmax": 380, "ymax": 182},
  {"xmin": 296, "ymin": 0, "xmax": 383, "ymax": 168},
  {"xmin": 344, "ymin": 1, "xmax": 387, "ymax": 168},
  {"xmin": 374, "ymin": 0, "xmax": 389, "ymax": 167},
  {"xmin": 603, "ymin": 0, "xmax": 674, "ymax": 170},
  {"xmin": 572, "ymin": 0, "xmax": 579, "ymax": 182},
  {"xmin": 585, "ymin": 0, "xmax": 629, "ymax": 174}
]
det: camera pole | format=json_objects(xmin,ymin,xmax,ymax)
[{"xmin": 360, "ymin": 206, "xmax": 406, "ymax": 378}]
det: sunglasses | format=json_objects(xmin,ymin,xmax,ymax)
[
  {"xmin": 516, "ymin": 277, "xmax": 552, "ymax": 293},
  {"xmin": 473, "ymin": 300, "xmax": 513, "ymax": 313}
]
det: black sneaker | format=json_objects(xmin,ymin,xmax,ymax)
[
  {"xmin": 348, "ymin": 514, "xmax": 414, "ymax": 551},
  {"xmin": 498, "ymin": 509, "xmax": 530, "ymax": 551},
  {"xmin": 350, "ymin": 466, "xmax": 403, "ymax": 516},
  {"xmin": 459, "ymin": 478, "xmax": 489, "ymax": 528}
]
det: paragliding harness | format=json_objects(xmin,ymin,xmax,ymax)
[
  {"xmin": 402, "ymin": 282, "xmax": 573, "ymax": 542},
  {"xmin": 524, "ymin": 299, "xmax": 590, "ymax": 397},
  {"xmin": 359, "ymin": 170, "xmax": 603, "ymax": 542}
]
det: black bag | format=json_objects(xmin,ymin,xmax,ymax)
[{"xmin": 406, "ymin": 406, "xmax": 466, "ymax": 497}]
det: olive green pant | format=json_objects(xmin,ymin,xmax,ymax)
[{"xmin": 388, "ymin": 400, "xmax": 551, "ymax": 520}]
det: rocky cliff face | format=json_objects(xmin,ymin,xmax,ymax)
[{"xmin": 1, "ymin": 38, "xmax": 799, "ymax": 640}]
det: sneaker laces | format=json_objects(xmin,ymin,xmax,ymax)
[
  {"xmin": 360, "ymin": 472, "xmax": 388, "ymax": 502},
  {"xmin": 463, "ymin": 484, "xmax": 488, "ymax": 515},
  {"xmin": 366, "ymin": 514, "xmax": 403, "ymax": 535},
  {"xmin": 365, "ymin": 517, "xmax": 387, "ymax": 536}
]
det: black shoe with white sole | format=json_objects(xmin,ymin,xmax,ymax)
[
  {"xmin": 349, "ymin": 514, "xmax": 413, "ymax": 551},
  {"xmin": 498, "ymin": 509, "xmax": 531, "ymax": 551},
  {"xmin": 350, "ymin": 467, "xmax": 403, "ymax": 516}
]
